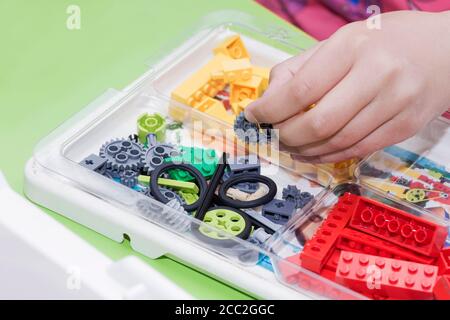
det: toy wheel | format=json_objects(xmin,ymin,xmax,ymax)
[
  {"xmin": 405, "ymin": 189, "xmax": 427, "ymax": 203},
  {"xmin": 193, "ymin": 206, "xmax": 252, "ymax": 248}
]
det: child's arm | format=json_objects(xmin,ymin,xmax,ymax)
[{"xmin": 245, "ymin": 11, "xmax": 450, "ymax": 163}]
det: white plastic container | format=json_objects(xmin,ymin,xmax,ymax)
[
  {"xmin": 23, "ymin": 12, "xmax": 449, "ymax": 300},
  {"xmin": 0, "ymin": 172, "xmax": 192, "ymax": 299}
]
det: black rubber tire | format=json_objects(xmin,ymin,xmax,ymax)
[
  {"xmin": 150, "ymin": 162, "xmax": 207, "ymax": 212},
  {"xmin": 192, "ymin": 206, "xmax": 252, "ymax": 248},
  {"xmin": 218, "ymin": 174, "xmax": 277, "ymax": 209}
]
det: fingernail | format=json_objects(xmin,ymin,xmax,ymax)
[{"xmin": 244, "ymin": 105, "xmax": 257, "ymax": 123}]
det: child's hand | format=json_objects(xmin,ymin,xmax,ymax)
[{"xmin": 245, "ymin": 11, "xmax": 450, "ymax": 163}]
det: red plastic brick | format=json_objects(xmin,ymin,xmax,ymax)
[
  {"xmin": 323, "ymin": 248, "xmax": 342, "ymax": 272},
  {"xmin": 337, "ymin": 228, "xmax": 436, "ymax": 265},
  {"xmin": 438, "ymin": 247, "xmax": 450, "ymax": 275},
  {"xmin": 300, "ymin": 193, "xmax": 358, "ymax": 273},
  {"xmin": 433, "ymin": 275, "xmax": 450, "ymax": 300},
  {"xmin": 320, "ymin": 248, "xmax": 342, "ymax": 281},
  {"xmin": 348, "ymin": 195, "xmax": 448, "ymax": 257},
  {"xmin": 335, "ymin": 251, "xmax": 438, "ymax": 300}
]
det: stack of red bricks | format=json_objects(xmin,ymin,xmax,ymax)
[{"xmin": 280, "ymin": 192, "xmax": 450, "ymax": 300}]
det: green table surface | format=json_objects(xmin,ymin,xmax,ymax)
[{"xmin": 0, "ymin": 0, "xmax": 315, "ymax": 299}]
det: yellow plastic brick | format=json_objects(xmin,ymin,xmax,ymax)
[
  {"xmin": 194, "ymin": 96, "xmax": 223, "ymax": 112},
  {"xmin": 213, "ymin": 35, "xmax": 250, "ymax": 59},
  {"xmin": 230, "ymin": 75, "xmax": 265, "ymax": 103},
  {"xmin": 230, "ymin": 98, "xmax": 253, "ymax": 115},
  {"xmin": 171, "ymin": 54, "xmax": 228, "ymax": 107},
  {"xmin": 211, "ymin": 58, "xmax": 252, "ymax": 83},
  {"xmin": 195, "ymin": 97, "xmax": 235, "ymax": 125}
]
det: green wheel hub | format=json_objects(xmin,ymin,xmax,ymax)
[
  {"xmin": 405, "ymin": 188, "xmax": 427, "ymax": 203},
  {"xmin": 137, "ymin": 112, "xmax": 166, "ymax": 144},
  {"xmin": 199, "ymin": 208, "xmax": 247, "ymax": 239}
]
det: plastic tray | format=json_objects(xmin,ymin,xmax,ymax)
[{"xmin": 23, "ymin": 11, "xmax": 449, "ymax": 300}]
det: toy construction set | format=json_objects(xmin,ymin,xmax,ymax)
[{"xmin": 24, "ymin": 21, "xmax": 450, "ymax": 300}]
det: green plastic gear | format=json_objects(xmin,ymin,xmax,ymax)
[
  {"xmin": 137, "ymin": 113, "xmax": 166, "ymax": 144},
  {"xmin": 199, "ymin": 208, "xmax": 246, "ymax": 239}
]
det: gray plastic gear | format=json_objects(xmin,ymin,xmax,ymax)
[
  {"xmin": 99, "ymin": 138, "xmax": 144, "ymax": 172},
  {"xmin": 119, "ymin": 170, "xmax": 138, "ymax": 188},
  {"xmin": 135, "ymin": 198, "xmax": 190, "ymax": 232},
  {"xmin": 141, "ymin": 143, "xmax": 180, "ymax": 174},
  {"xmin": 163, "ymin": 199, "xmax": 191, "ymax": 232},
  {"xmin": 233, "ymin": 112, "xmax": 273, "ymax": 144}
]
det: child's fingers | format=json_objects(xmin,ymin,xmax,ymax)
[
  {"xmin": 262, "ymin": 42, "xmax": 324, "ymax": 97},
  {"xmin": 313, "ymin": 112, "xmax": 420, "ymax": 163},
  {"xmin": 294, "ymin": 91, "xmax": 404, "ymax": 156},
  {"xmin": 245, "ymin": 38, "xmax": 353, "ymax": 124},
  {"xmin": 273, "ymin": 66, "xmax": 379, "ymax": 147}
]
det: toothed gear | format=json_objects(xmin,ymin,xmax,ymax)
[
  {"xmin": 234, "ymin": 112, "xmax": 258, "ymax": 143},
  {"xmin": 141, "ymin": 143, "xmax": 180, "ymax": 174},
  {"xmin": 99, "ymin": 138, "xmax": 144, "ymax": 172},
  {"xmin": 233, "ymin": 112, "xmax": 273, "ymax": 144},
  {"xmin": 119, "ymin": 170, "xmax": 139, "ymax": 188},
  {"xmin": 135, "ymin": 198, "xmax": 190, "ymax": 232},
  {"xmin": 164, "ymin": 199, "xmax": 191, "ymax": 231}
]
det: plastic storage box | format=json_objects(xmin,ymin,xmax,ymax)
[
  {"xmin": 0, "ymin": 172, "xmax": 192, "ymax": 299},
  {"xmin": 24, "ymin": 13, "xmax": 449, "ymax": 300}
]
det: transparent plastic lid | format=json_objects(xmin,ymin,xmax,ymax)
[
  {"xmin": 29, "ymin": 11, "xmax": 450, "ymax": 300},
  {"xmin": 355, "ymin": 118, "xmax": 450, "ymax": 222}
]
